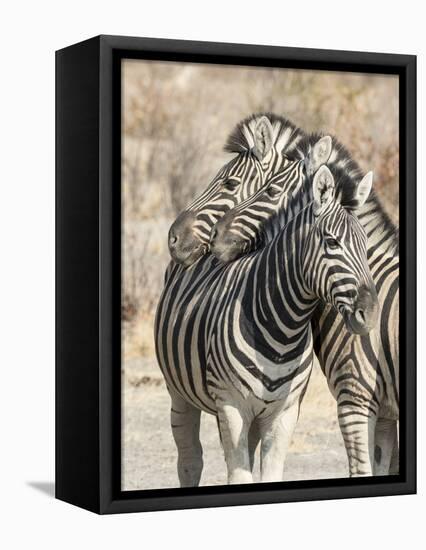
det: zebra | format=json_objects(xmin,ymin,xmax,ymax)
[
  {"xmin": 210, "ymin": 133, "xmax": 399, "ymax": 477},
  {"xmin": 155, "ymin": 164, "xmax": 378, "ymax": 485},
  {"xmin": 167, "ymin": 113, "xmax": 311, "ymax": 267},
  {"xmin": 157, "ymin": 114, "xmax": 333, "ymax": 484}
]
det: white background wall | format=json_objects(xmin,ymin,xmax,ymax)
[{"xmin": 0, "ymin": 1, "xmax": 423, "ymax": 548}]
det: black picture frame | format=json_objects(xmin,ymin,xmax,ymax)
[{"xmin": 56, "ymin": 35, "xmax": 416, "ymax": 514}]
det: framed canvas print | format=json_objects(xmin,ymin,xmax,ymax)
[{"xmin": 56, "ymin": 35, "xmax": 416, "ymax": 514}]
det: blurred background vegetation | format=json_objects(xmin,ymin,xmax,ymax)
[{"xmin": 122, "ymin": 60, "xmax": 399, "ymax": 362}]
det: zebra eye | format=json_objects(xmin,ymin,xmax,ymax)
[
  {"xmin": 326, "ymin": 237, "xmax": 340, "ymax": 250},
  {"xmin": 223, "ymin": 178, "xmax": 239, "ymax": 191},
  {"xmin": 266, "ymin": 186, "xmax": 280, "ymax": 198}
]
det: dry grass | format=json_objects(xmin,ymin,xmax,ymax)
[{"xmin": 123, "ymin": 314, "xmax": 156, "ymax": 361}]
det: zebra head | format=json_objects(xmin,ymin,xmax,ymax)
[
  {"xmin": 210, "ymin": 135, "xmax": 333, "ymax": 263},
  {"xmin": 168, "ymin": 113, "xmax": 306, "ymax": 267},
  {"xmin": 303, "ymin": 165, "xmax": 379, "ymax": 335}
]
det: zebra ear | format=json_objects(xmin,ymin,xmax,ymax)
[
  {"xmin": 313, "ymin": 165, "xmax": 335, "ymax": 215},
  {"xmin": 306, "ymin": 135, "xmax": 333, "ymax": 175},
  {"xmin": 253, "ymin": 116, "xmax": 274, "ymax": 160},
  {"xmin": 353, "ymin": 171, "xmax": 373, "ymax": 208}
]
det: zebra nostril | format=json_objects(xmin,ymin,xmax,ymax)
[
  {"xmin": 170, "ymin": 235, "xmax": 178, "ymax": 245},
  {"xmin": 355, "ymin": 308, "xmax": 366, "ymax": 325}
]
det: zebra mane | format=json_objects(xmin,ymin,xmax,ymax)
[
  {"xmin": 294, "ymin": 132, "xmax": 364, "ymax": 183},
  {"xmin": 224, "ymin": 112, "xmax": 306, "ymax": 156},
  {"xmin": 262, "ymin": 132, "xmax": 399, "ymax": 255}
]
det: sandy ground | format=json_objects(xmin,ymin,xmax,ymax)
[{"xmin": 122, "ymin": 356, "xmax": 348, "ymax": 490}]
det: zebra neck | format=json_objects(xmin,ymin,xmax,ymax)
[
  {"xmin": 262, "ymin": 192, "xmax": 310, "ymax": 243},
  {"xmin": 357, "ymin": 195, "xmax": 398, "ymax": 257},
  {"xmin": 243, "ymin": 210, "xmax": 318, "ymax": 351}
]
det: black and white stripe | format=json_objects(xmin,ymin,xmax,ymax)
[
  {"xmin": 155, "ymin": 165, "xmax": 377, "ymax": 484},
  {"xmin": 211, "ymin": 132, "xmax": 399, "ymax": 477},
  {"xmin": 167, "ymin": 114, "xmax": 306, "ymax": 267}
]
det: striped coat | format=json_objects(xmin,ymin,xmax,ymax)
[
  {"xmin": 211, "ymin": 132, "xmax": 399, "ymax": 476},
  {"xmin": 167, "ymin": 113, "xmax": 308, "ymax": 267},
  {"xmin": 156, "ymin": 165, "xmax": 378, "ymax": 484}
]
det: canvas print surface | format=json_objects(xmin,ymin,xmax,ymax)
[{"xmin": 121, "ymin": 59, "xmax": 399, "ymax": 490}]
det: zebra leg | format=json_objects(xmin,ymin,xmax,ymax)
[
  {"xmin": 248, "ymin": 420, "xmax": 261, "ymax": 473},
  {"xmin": 259, "ymin": 404, "xmax": 299, "ymax": 482},
  {"xmin": 169, "ymin": 390, "xmax": 203, "ymax": 487},
  {"xmin": 338, "ymin": 404, "xmax": 377, "ymax": 477},
  {"xmin": 374, "ymin": 418, "xmax": 398, "ymax": 475},
  {"xmin": 216, "ymin": 402, "xmax": 253, "ymax": 484},
  {"xmin": 214, "ymin": 413, "xmax": 261, "ymax": 470}
]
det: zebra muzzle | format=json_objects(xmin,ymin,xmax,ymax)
[
  {"xmin": 210, "ymin": 214, "xmax": 246, "ymax": 263},
  {"xmin": 168, "ymin": 211, "xmax": 207, "ymax": 266},
  {"xmin": 343, "ymin": 284, "xmax": 380, "ymax": 335}
]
